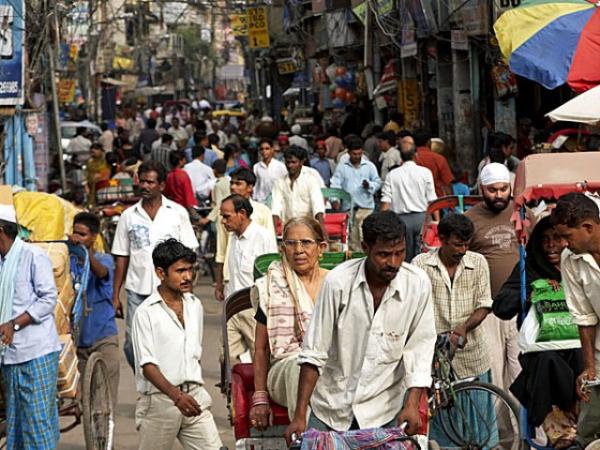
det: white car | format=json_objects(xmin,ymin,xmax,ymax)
[{"xmin": 60, "ymin": 120, "xmax": 102, "ymax": 152}]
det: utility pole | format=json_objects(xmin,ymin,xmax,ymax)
[{"xmin": 48, "ymin": 0, "xmax": 67, "ymax": 192}]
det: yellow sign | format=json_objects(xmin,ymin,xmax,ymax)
[
  {"xmin": 231, "ymin": 14, "xmax": 248, "ymax": 36},
  {"xmin": 397, "ymin": 79, "xmax": 420, "ymax": 128},
  {"xmin": 58, "ymin": 79, "xmax": 76, "ymax": 103},
  {"xmin": 247, "ymin": 7, "xmax": 270, "ymax": 48},
  {"xmin": 277, "ymin": 58, "xmax": 299, "ymax": 75}
]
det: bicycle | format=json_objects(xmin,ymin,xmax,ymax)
[{"xmin": 428, "ymin": 333, "xmax": 523, "ymax": 450}]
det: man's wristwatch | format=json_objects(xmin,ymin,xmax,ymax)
[{"xmin": 10, "ymin": 320, "xmax": 20, "ymax": 332}]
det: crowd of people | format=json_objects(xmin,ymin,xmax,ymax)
[{"xmin": 1, "ymin": 102, "xmax": 599, "ymax": 450}]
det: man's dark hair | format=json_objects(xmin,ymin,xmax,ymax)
[
  {"xmin": 259, "ymin": 138, "xmax": 272, "ymax": 147},
  {"xmin": 152, "ymin": 238, "xmax": 196, "ymax": 272},
  {"xmin": 208, "ymin": 133, "xmax": 219, "ymax": 145},
  {"xmin": 231, "ymin": 167, "xmax": 256, "ymax": 186},
  {"xmin": 284, "ymin": 145, "xmax": 307, "ymax": 162},
  {"xmin": 552, "ymin": 193, "xmax": 600, "ymax": 228},
  {"xmin": 488, "ymin": 147, "xmax": 506, "ymax": 164},
  {"xmin": 100, "ymin": 122, "xmax": 108, "ymax": 131},
  {"xmin": 194, "ymin": 131, "xmax": 207, "ymax": 144},
  {"xmin": 389, "ymin": 111, "xmax": 404, "ymax": 124},
  {"xmin": 191, "ymin": 145, "xmax": 205, "ymax": 159},
  {"xmin": 169, "ymin": 150, "xmax": 185, "ymax": 168},
  {"xmin": 213, "ymin": 159, "xmax": 227, "ymax": 175},
  {"xmin": 400, "ymin": 143, "xmax": 416, "ymax": 162},
  {"xmin": 76, "ymin": 126, "xmax": 86, "ymax": 136},
  {"xmin": 371, "ymin": 125, "xmax": 383, "ymax": 135},
  {"xmin": 378, "ymin": 131, "xmax": 396, "ymax": 147},
  {"xmin": 345, "ymin": 135, "xmax": 363, "ymax": 151},
  {"xmin": 195, "ymin": 120, "xmax": 207, "ymax": 132},
  {"xmin": 413, "ymin": 129, "xmax": 432, "ymax": 147},
  {"xmin": 146, "ymin": 118, "xmax": 157, "ymax": 129},
  {"xmin": 362, "ymin": 211, "xmax": 406, "ymax": 246},
  {"xmin": 492, "ymin": 132, "xmax": 515, "ymax": 149},
  {"xmin": 223, "ymin": 143, "xmax": 239, "ymax": 162},
  {"xmin": 139, "ymin": 160, "xmax": 167, "ymax": 183},
  {"xmin": 73, "ymin": 211, "xmax": 101, "ymax": 234},
  {"xmin": 162, "ymin": 133, "xmax": 173, "ymax": 143},
  {"xmin": 0, "ymin": 219, "xmax": 18, "ymax": 239},
  {"xmin": 326, "ymin": 126, "xmax": 339, "ymax": 138},
  {"xmin": 90, "ymin": 142, "xmax": 103, "ymax": 151},
  {"xmin": 438, "ymin": 214, "xmax": 474, "ymax": 241},
  {"xmin": 398, "ymin": 129, "xmax": 413, "ymax": 139},
  {"xmin": 222, "ymin": 194, "xmax": 253, "ymax": 218}
]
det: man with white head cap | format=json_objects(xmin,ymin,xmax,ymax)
[
  {"xmin": 465, "ymin": 162, "xmax": 523, "ymax": 433},
  {"xmin": 289, "ymin": 124, "xmax": 310, "ymax": 152},
  {"xmin": 0, "ymin": 204, "xmax": 62, "ymax": 449}
]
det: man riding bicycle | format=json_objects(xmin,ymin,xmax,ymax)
[{"xmin": 284, "ymin": 211, "xmax": 436, "ymax": 442}]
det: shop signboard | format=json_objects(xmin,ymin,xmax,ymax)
[
  {"xmin": 0, "ymin": 0, "xmax": 24, "ymax": 105},
  {"xmin": 277, "ymin": 58, "xmax": 300, "ymax": 75},
  {"xmin": 247, "ymin": 7, "xmax": 270, "ymax": 48},
  {"xmin": 58, "ymin": 79, "xmax": 76, "ymax": 103},
  {"xmin": 231, "ymin": 14, "xmax": 248, "ymax": 36},
  {"xmin": 397, "ymin": 79, "xmax": 420, "ymax": 127}
]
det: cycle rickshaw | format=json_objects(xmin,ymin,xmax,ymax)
[
  {"xmin": 510, "ymin": 152, "xmax": 600, "ymax": 449},
  {"xmin": 0, "ymin": 190, "xmax": 114, "ymax": 449}
]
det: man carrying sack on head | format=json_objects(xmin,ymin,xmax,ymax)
[{"xmin": 0, "ymin": 201, "xmax": 62, "ymax": 449}]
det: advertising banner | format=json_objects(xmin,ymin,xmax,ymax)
[{"xmin": 0, "ymin": 0, "xmax": 25, "ymax": 105}]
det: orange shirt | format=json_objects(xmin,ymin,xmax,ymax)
[{"xmin": 415, "ymin": 147, "xmax": 453, "ymax": 197}]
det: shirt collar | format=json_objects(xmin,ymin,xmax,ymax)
[
  {"xmin": 146, "ymin": 291, "xmax": 194, "ymax": 306},
  {"xmin": 353, "ymin": 258, "xmax": 403, "ymax": 300},
  {"xmin": 239, "ymin": 221, "xmax": 257, "ymax": 240},
  {"xmin": 133, "ymin": 195, "xmax": 174, "ymax": 214},
  {"xmin": 424, "ymin": 248, "xmax": 475, "ymax": 271},
  {"xmin": 343, "ymin": 157, "xmax": 367, "ymax": 168}
]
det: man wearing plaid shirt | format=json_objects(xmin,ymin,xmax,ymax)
[{"xmin": 412, "ymin": 213, "xmax": 494, "ymax": 445}]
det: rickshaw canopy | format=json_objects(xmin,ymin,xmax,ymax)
[{"xmin": 512, "ymin": 152, "xmax": 600, "ymax": 240}]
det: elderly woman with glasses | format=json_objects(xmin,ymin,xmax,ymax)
[{"xmin": 249, "ymin": 217, "xmax": 328, "ymax": 430}]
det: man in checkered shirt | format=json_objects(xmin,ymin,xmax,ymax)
[{"xmin": 412, "ymin": 213, "xmax": 494, "ymax": 445}]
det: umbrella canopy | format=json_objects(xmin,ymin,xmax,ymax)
[
  {"xmin": 546, "ymin": 84, "xmax": 600, "ymax": 124},
  {"xmin": 494, "ymin": 0, "xmax": 600, "ymax": 93}
]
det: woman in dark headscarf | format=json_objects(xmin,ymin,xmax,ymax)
[{"xmin": 494, "ymin": 216, "xmax": 583, "ymax": 447}]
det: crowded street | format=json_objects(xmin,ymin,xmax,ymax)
[{"xmin": 2, "ymin": 0, "xmax": 600, "ymax": 449}]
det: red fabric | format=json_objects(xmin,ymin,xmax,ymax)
[
  {"xmin": 164, "ymin": 168, "xmax": 197, "ymax": 208},
  {"xmin": 568, "ymin": 8, "xmax": 600, "ymax": 93},
  {"xmin": 324, "ymin": 213, "xmax": 348, "ymax": 244},
  {"xmin": 415, "ymin": 147, "xmax": 453, "ymax": 197},
  {"xmin": 231, "ymin": 363, "xmax": 290, "ymax": 439}
]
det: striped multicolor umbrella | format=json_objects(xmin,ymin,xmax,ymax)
[{"xmin": 494, "ymin": 0, "xmax": 600, "ymax": 92}]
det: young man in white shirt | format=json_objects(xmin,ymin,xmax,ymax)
[
  {"xmin": 552, "ymin": 193, "xmax": 600, "ymax": 447},
  {"xmin": 380, "ymin": 141, "xmax": 437, "ymax": 262},
  {"xmin": 184, "ymin": 146, "xmax": 216, "ymax": 202},
  {"xmin": 253, "ymin": 138, "xmax": 287, "ymax": 203},
  {"xmin": 221, "ymin": 194, "xmax": 277, "ymax": 363},
  {"xmin": 271, "ymin": 146, "xmax": 326, "ymax": 234},
  {"xmin": 378, "ymin": 131, "xmax": 402, "ymax": 181},
  {"xmin": 112, "ymin": 160, "xmax": 199, "ymax": 369},
  {"xmin": 285, "ymin": 211, "xmax": 435, "ymax": 441},
  {"xmin": 132, "ymin": 239, "xmax": 222, "ymax": 450}
]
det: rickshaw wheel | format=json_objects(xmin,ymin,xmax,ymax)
[{"xmin": 82, "ymin": 352, "xmax": 114, "ymax": 450}]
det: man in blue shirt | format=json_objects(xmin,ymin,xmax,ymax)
[
  {"xmin": 0, "ymin": 205, "xmax": 62, "ymax": 449},
  {"xmin": 71, "ymin": 212, "xmax": 120, "ymax": 408},
  {"xmin": 330, "ymin": 135, "xmax": 381, "ymax": 251},
  {"xmin": 310, "ymin": 139, "xmax": 332, "ymax": 186}
]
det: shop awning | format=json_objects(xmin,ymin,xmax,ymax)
[
  {"xmin": 373, "ymin": 59, "xmax": 397, "ymax": 96},
  {"xmin": 546, "ymin": 85, "xmax": 600, "ymax": 125}
]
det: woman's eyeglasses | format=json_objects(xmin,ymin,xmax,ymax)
[{"xmin": 283, "ymin": 239, "xmax": 317, "ymax": 249}]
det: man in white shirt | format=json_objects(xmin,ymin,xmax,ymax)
[
  {"xmin": 132, "ymin": 239, "xmax": 222, "ymax": 450},
  {"xmin": 169, "ymin": 117, "xmax": 189, "ymax": 148},
  {"xmin": 271, "ymin": 146, "xmax": 326, "ymax": 234},
  {"xmin": 285, "ymin": 211, "xmax": 435, "ymax": 440},
  {"xmin": 99, "ymin": 123, "xmax": 114, "ymax": 153},
  {"xmin": 112, "ymin": 160, "xmax": 199, "ymax": 369},
  {"xmin": 253, "ymin": 138, "xmax": 287, "ymax": 203},
  {"xmin": 381, "ymin": 141, "xmax": 437, "ymax": 262},
  {"xmin": 378, "ymin": 131, "xmax": 402, "ymax": 181},
  {"xmin": 289, "ymin": 124, "xmax": 310, "ymax": 152},
  {"xmin": 211, "ymin": 121, "xmax": 228, "ymax": 149},
  {"xmin": 67, "ymin": 127, "xmax": 92, "ymax": 164},
  {"xmin": 220, "ymin": 194, "xmax": 277, "ymax": 363},
  {"xmin": 552, "ymin": 193, "xmax": 600, "ymax": 447},
  {"xmin": 184, "ymin": 146, "xmax": 216, "ymax": 202}
]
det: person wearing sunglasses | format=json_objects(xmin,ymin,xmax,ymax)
[{"xmin": 249, "ymin": 217, "xmax": 328, "ymax": 430}]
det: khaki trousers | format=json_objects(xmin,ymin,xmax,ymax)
[
  {"xmin": 267, "ymin": 354, "xmax": 302, "ymax": 421},
  {"xmin": 135, "ymin": 385, "xmax": 222, "ymax": 450},
  {"xmin": 350, "ymin": 208, "xmax": 373, "ymax": 252},
  {"xmin": 77, "ymin": 335, "xmax": 120, "ymax": 410},
  {"xmin": 226, "ymin": 309, "xmax": 256, "ymax": 365}
]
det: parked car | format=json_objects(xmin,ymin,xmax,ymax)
[{"xmin": 60, "ymin": 120, "xmax": 102, "ymax": 152}]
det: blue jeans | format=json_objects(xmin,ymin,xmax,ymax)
[{"xmin": 124, "ymin": 289, "xmax": 149, "ymax": 370}]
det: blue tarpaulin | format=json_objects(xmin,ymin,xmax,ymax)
[{"xmin": 3, "ymin": 112, "xmax": 36, "ymax": 190}]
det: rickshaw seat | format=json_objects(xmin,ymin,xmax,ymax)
[
  {"xmin": 231, "ymin": 363, "xmax": 290, "ymax": 439},
  {"xmin": 324, "ymin": 212, "xmax": 348, "ymax": 243}
]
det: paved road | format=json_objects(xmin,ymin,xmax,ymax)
[{"xmin": 58, "ymin": 276, "xmax": 235, "ymax": 449}]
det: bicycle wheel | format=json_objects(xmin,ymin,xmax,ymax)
[
  {"xmin": 434, "ymin": 381, "xmax": 522, "ymax": 450},
  {"xmin": 82, "ymin": 352, "xmax": 114, "ymax": 450}
]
